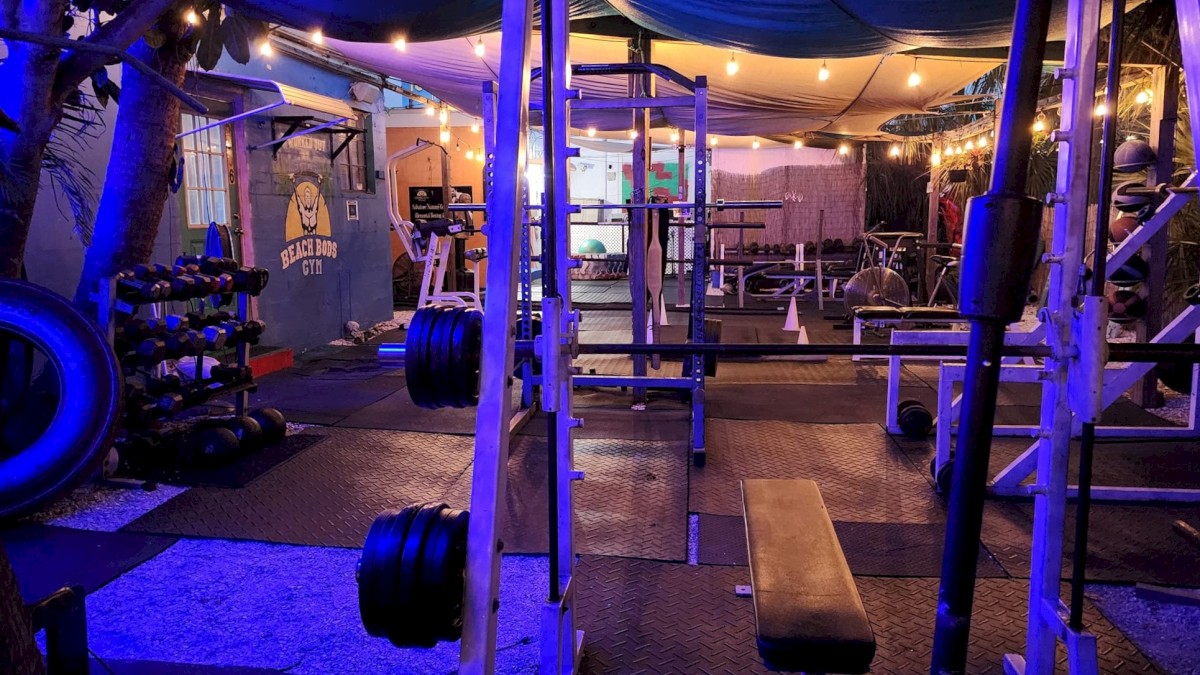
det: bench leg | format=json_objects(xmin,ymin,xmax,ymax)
[
  {"xmin": 852, "ymin": 318, "xmax": 862, "ymax": 362},
  {"xmin": 886, "ymin": 355, "xmax": 901, "ymax": 433},
  {"xmin": 936, "ymin": 364, "xmax": 954, "ymax": 475}
]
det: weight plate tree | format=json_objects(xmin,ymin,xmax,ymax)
[{"xmin": 0, "ymin": 280, "xmax": 122, "ymax": 520}]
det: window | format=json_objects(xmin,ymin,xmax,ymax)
[
  {"xmin": 337, "ymin": 114, "xmax": 373, "ymax": 194},
  {"xmin": 180, "ymin": 113, "xmax": 232, "ymax": 229}
]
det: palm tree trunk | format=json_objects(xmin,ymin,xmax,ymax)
[{"xmin": 74, "ymin": 34, "xmax": 189, "ymax": 307}]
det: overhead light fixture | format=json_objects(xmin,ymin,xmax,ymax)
[
  {"xmin": 1095, "ymin": 102, "xmax": 1108, "ymax": 117},
  {"xmin": 710, "ymin": 136, "xmax": 718, "ymax": 146},
  {"xmin": 793, "ymin": 139, "xmax": 803, "ymax": 149},
  {"xmin": 393, "ymin": 37, "xmax": 406, "ymax": 51},
  {"xmin": 439, "ymin": 127, "xmax": 451, "ymax": 144},
  {"xmin": 470, "ymin": 120, "xmax": 480, "ymax": 133},
  {"xmin": 184, "ymin": 9, "xmax": 198, "ymax": 25},
  {"xmin": 258, "ymin": 40, "xmax": 273, "ymax": 57},
  {"xmin": 466, "ymin": 148, "xmax": 475, "ymax": 160},
  {"xmin": 838, "ymin": 143, "xmax": 849, "ymax": 155},
  {"xmin": 1032, "ymin": 112, "xmax": 1046, "ymax": 132},
  {"xmin": 907, "ymin": 59, "xmax": 921, "ymax": 88},
  {"xmin": 439, "ymin": 107, "xmax": 449, "ymax": 124},
  {"xmin": 311, "ymin": 30, "xmax": 323, "ymax": 45},
  {"xmin": 889, "ymin": 144, "xmax": 900, "ymax": 157},
  {"xmin": 629, "ymin": 129, "xmax": 638, "ymax": 140},
  {"xmin": 670, "ymin": 128, "xmax": 680, "ymax": 143},
  {"xmin": 818, "ymin": 60, "xmax": 830, "ymax": 82},
  {"xmin": 752, "ymin": 138, "xmax": 761, "ymax": 150},
  {"xmin": 931, "ymin": 150, "xmax": 942, "ymax": 166},
  {"xmin": 726, "ymin": 52, "xmax": 739, "ymax": 76},
  {"xmin": 945, "ymin": 145, "xmax": 953, "ymax": 155},
  {"xmin": 474, "ymin": 37, "xmax": 486, "ymax": 58},
  {"xmin": 965, "ymin": 140, "xmax": 974, "ymax": 151},
  {"xmin": 954, "ymin": 146, "xmax": 962, "ymax": 155},
  {"xmin": 424, "ymin": 106, "xmax": 435, "ymax": 117},
  {"xmin": 586, "ymin": 126, "xmax": 597, "ymax": 137},
  {"xmin": 977, "ymin": 136, "xmax": 988, "ymax": 148},
  {"xmin": 1135, "ymin": 90, "xmax": 1149, "ymax": 105}
]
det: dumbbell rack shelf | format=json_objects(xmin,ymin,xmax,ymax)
[{"xmin": 94, "ymin": 275, "xmax": 254, "ymax": 427}]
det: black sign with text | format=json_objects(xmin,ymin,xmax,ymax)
[{"xmin": 409, "ymin": 185, "xmax": 473, "ymax": 223}]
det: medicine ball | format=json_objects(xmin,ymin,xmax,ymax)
[
  {"xmin": 1109, "ymin": 215, "xmax": 1139, "ymax": 243},
  {"xmin": 1114, "ymin": 140, "xmax": 1157, "ymax": 173},
  {"xmin": 1113, "ymin": 181, "xmax": 1151, "ymax": 213},
  {"xmin": 1108, "ymin": 289, "xmax": 1147, "ymax": 323},
  {"xmin": 577, "ymin": 239, "xmax": 607, "ymax": 255},
  {"xmin": 1109, "ymin": 254, "xmax": 1149, "ymax": 287}
]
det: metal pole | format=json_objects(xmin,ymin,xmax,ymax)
[
  {"xmin": 628, "ymin": 35, "xmax": 652, "ymax": 404},
  {"xmin": 461, "ymin": 0, "xmax": 533, "ymax": 670},
  {"xmin": 931, "ymin": 0, "xmax": 1053, "ymax": 672}
]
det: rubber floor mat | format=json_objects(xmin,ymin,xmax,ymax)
[
  {"xmin": 335, "ymin": 386, "xmax": 524, "ymax": 435},
  {"xmin": 442, "ymin": 436, "xmax": 688, "ymax": 561},
  {"xmin": 695, "ymin": 514, "xmax": 1007, "ymax": 578},
  {"xmin": 692, "ymin": 420, "xmax": 944, "ymax": 524},
  {"xmin": 575, "ymin": 556, "xmax": 1157, "ymax": 674},
  {"xmin": 518, "ymin": 408, "xmax": 690, "ymax": 442},
  {"xmin": 248, "ymin": 371, "xmax": 402, "ymax": 425},
  {"xmin": 122, "ymin": 428, "xmax": 474, "ymax": 548},
  {"xmin": 572, "ymin": 355, "xmax": 911, "ymax": 386},
  {"xmin": 1, "ymin": 525, "xmax": 175, "ymax": 602},
  {"xmin": 705, "ymin": 383, "xmax": 934, "ymax": 423},
  {"xmin": 129, "ymin": 433, "xmax": 324, "ymax": 488}
]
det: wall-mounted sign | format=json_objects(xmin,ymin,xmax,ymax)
[
  {"xmin": 281, "ymin": 171, "xmax": 338, "ymax": 276},
  {"xmin": 346, "ymin": 200, "xmax": 359, "ymax": 221},
  {"xmin": 409, "ymin": 185, "xmax": 473, "ymax": 223}
]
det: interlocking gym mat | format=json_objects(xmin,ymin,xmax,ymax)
[
  {"xmin": 573, "ymin": 555, "xmax": 1159, "ymax": 674},
  {"xmin": 694, "ymin": 513, "xmax": 1007, "ymax": 577},
  {"xmin": 692, "ymin": 420, "xmax": 944, "ymax": 524},
  {"xmin": 123, "ymin": 428, "xmax": 474, "ymax": 548},
  {"xmin": 1, "ymin": 524, "xmax": 175, "ymax": 602},
  {"xmin": 704, "ymin": 383, "xmax": 935, "ymax": 423},
  {"xmin": 248, "ymin": 371, "xmax": 402, "ymax": 425},
  {"xmin": 441, "ymin": 436, "xmax": 688, "ymax": 561},
  {"xmin": 335, "ymin": 385, "xmax": 524, "ymax": 435},
  {"xmin": 518, "ymin": 408, "xmax": 690, "ymax": 442},
  {"xmin": 141, "ymin": 433, "xmax": 324, "ymax": 488}
]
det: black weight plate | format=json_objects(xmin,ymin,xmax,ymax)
[
  {"xmin": 407, "ymin": 308, "xmax": 439, "ymax": 408},
  {"xmin": 427, "ymin": 308, "xmax": 459, "ymax": 409},
  {"xmin": 393, "ymin": 502, "xmax": 443, "ymax": 647},
  {"xmin": 464, "ymin": 311, "xmax": 484, "ymax": 405},
  {"xmin": 416, "ymin": 307, "xmax": 448, "ymax": 408},
  {"xmin": 703, "ymin": 318, "xmax": 721, "ymax": 377},
  {"xmin": 451, "ymin": 310, "xmax": 483, "ymax": 408},
  {"xmin": 422, "ymin": 507, "xmax": 470, "ymax": 641},
  {"xmin": 359, "ymin": 507, "xmax": 417, "ymax": 638},
  {"xmin": 897, "ymin": 399, "xmax": 923, "ymax": 414},
  {"xmin": 445, "ymin": 309, "xmax": 474, "ymax": 409}
]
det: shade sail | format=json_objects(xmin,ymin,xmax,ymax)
[{"xmin": 328, "ymin": 33, "xmax": 999, "ymax": 139}]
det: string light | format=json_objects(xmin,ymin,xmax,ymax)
[
  {"xmin": 474, "ymin": 37, "xmax": 486, "ymax": 57},
  {"xmin": 478, "ymin": 151, "xmax": 486, "ymax": 164},
  {"xmin": 838, "ymin": 143, "xmax": 849, "ymax": 155},
  {"xmin": 439, "ymin": 127, "xmax": 451, "ymax": 144},
  {"xmin": 1135, "ymin": 90, "xmax": 1149, "ymax": 104},
  {"xmin": 586, "ymin": 126, "xmax": 597, "ymax": 137},
  {"xmin": 670, "ymin": 128, "xmax": 680, "ymax": 143},
  {"xmin": 907, "ymin": 59, "xmax": 922, "ymax": 87},
  {"xmin": 1032, "ymin": 112, "xmax": 1046, "ymax": 132},
  {"xmin": 965, "ymin": 139, "xmax": 974, "ymax": 151},
  {"xmin": 818, "ymin": 60, "xmax": 829, "ymax": 82},
  {"xmin": 311, "ymin": 30, "xmax": 323, "ymax": 45},
  {"xmin": 931, "ymin": 150, "xmax": 942, "ymax": 166},
  {"xmin": 470, "ymin": 120, "xmax": 480, "ymax": 133},
  {"xmin": 424, "ymin": 106, "xmax": 435, "ymax": 117},
  {"xmin": 1095, "ymin": 102, "xmax": 1108, "ymax": 117},
  {"xmin": 945, "ymin": 145, "xmax": 953, "ymax": 156},
  {"xmin": 184, "ymin": 9, "xmax": 198, "ymax": 25},
  {"xmin": 393, "ymin": 37, "xmax": 406, "ymax": 51},
  {"xmin": 752, "ymin": 138, "xmax": 761, "ymax": 150},
  {"xmin": 954, "ymin": 145, "xmax": 962, "ymax": 155},
  {"xmin": 466, "ymin": 148, "xmax": 475, "ymax": 160},
  {"xmin": 793, "ymin": 139, "xmax": 804, "ymax": 149},
  {"xmin": 977, "ymin": 136, "xmax": 988, "ymax": 148},
  {"xmin": 629, "ymin": 129, "xmax": 638, "ymax": 140},
  {"xmin": 726, "ymin": 52, "xmax": 739, "ymax": 76},
  {"xmin": 438, "ymin": 107, "xmax": 449, "ymax": 124},
  {"xmin": 710, "ymin": 136, "xmax": 718, "ymax": 146},
  {"xmin": 889, "ymin": 144, "xmax": 900, "ymax": 157},
  {"xmin": 258, "ymin": 40, "xmax": 273, "ymax": 57},
  {"xmin": 455, "ymin": 141, "xmax": 460, "ymax": 152}
]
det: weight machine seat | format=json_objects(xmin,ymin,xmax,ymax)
[
  {"xmin": 850, "ymin": 306, "xmax": 904, "ymax": 320},
  {"xmin": 463, "ymin": 247, "xmax": 487, "ymax": 262},
  {"xmin": 414, "ymin": 218, "xmax": 465, "ymax": 238},
  {"xmin": 930, "ymin": 255, "xmax": 959, "ymax": 268},
  {"xmin": 899, "ymin": 307, "xmax": 961, "ymax": 321},
  {"xmin": 742, "ymin": 479, "xmax": 875, "ymax": 674}
]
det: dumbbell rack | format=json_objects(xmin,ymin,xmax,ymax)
[{"xmin": 93, "ymin": 273, "xmax": 255, "ymax": 432}]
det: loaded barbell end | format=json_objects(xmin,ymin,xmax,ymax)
[
  {"xmin": 378, "ymin": 343, "xmax": 407, "ymax": 369},
  {"xmin": 1048, "ymin": 130, "xmax": 1070, "ymax": 144},
  {"xmin": 1053, "ymin": 67, "xmax": 1076, "ymax": 80}
]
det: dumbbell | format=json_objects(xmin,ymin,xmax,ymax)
[
  {"xmin": 249, "ymin": 407, "xmax": 287, "ymax": 445},
  {"xmin": 185, "ymin": 311, "xmax": 234, "ymax": 329},
  {"xmin": 132, "ymin": 263, "xmax": 174, "ymax": 280},
  {"xmin": 180, "ymin": 426, "xmax": 241, "ymax": 468},
  {"xmin": 748, "ymin": 242, "xmax": 760, "ymax": 255},
  {"xmin": 822, "ymin": 238, "xmax": 834, "ymax": 253},
  {"xmin": 125, "ymin": 391, "xmax": 184, "ymax": 424},
  {"xmin": 196, "ymin": 415, "xmax": 264, "ymax": 452},
  {"xmin": 897, "ymin": 399, "xmax": 933, "ymax": 438},
  {"xmin": 130, "ymin": 338, "xmax": 167, "ymax": 364},
  {"xmin": 146, "ymin": 374, "xmax": 183, "ymax": 395},
  {"xmin": 117, "ymin": 276, "xmax": 171, "ymax": 301},
  {"xmin": 176, "ymin": 255, "xmax": 238, "ymax": 275},
  {"xmin": 163, "ymin": 330, "xmax": 204, "ymax": 358},
  {"xmin": 230, "ymin": 267, "xmax": 270, "ymax": 295}
]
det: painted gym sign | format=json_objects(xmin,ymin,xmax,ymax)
[{"xmin": 280, "ymin": 171, "xmax": 338, "ymax": 276}]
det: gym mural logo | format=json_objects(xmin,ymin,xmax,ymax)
[{"xmin": 281, "ymin": 171, "xmax": 338, "ymax": 276}]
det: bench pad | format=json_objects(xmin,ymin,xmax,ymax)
[{"xmin": 742, "ymin": 479, "xmax": 875, "ymax": 673}]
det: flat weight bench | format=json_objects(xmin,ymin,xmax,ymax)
[
  {"xmin": 851, "ymin": 305, "xmax": 968, "ymax": 361},
  {"xmin": 742, "ymin": 479, "xmax": 876, "ymax": 673}
]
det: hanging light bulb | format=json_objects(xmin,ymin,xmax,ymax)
[
  {"xmin": 586, "ymin": 126, "xmax": 597, "ymax": 137},
  {"xmin": 393, "ymin": 37, "xmax": 407, "ymax": 51},
  {"xmin": 455, "ymin": 141, "xmax": 461, "ymax": 152},
  {"xmin": 710, "ymin": 136, "xmax": 718, "ymax": 146},
  {"xmin": 438, "ymin": 107, "xmax": 449, "ymax": 124},
  {"xmin": 889, "ymin": 144, "xmax": 901, "ymax": 157},
  {"xmin": 954, "ymin": 145, "xmax": 963, "ymax": 155},
  {"xmin": 907, "ymin": 60, "xmax": 922, "ymax": 87},
  {"xmin": 977, "ymin": 135, "xmax": 988, "ymax": 148},
  {"xmin": 466, "ymin": 148, "xmax": 475, "ymax": 160},
  {"xmin": 424, "ymin": 106, "xmax": 435, "ymax": 117},
  {"xmin": 931, "ymin": 150, "xmax": 942, "ymax": 166},
  {"xmin": 818, "ymin": 60, "xmax": 830, "ymax": 82},
  {"xmin": 838, "ymin": 143, "xmax": 849, "ymax": 155},
  {"xmin": 793, "ymin": 139, "xmax": 804, "ymax": 149},
  {"xmin": 470, "ymin": 120, "xmax": 480, "ymax": 134},
  {"xmin": 1126, "ymin": 134, "xmax": 1138, "ymax": 142},
  {"xmin": 752, "ymin": 138, "xmax": 761, "ymax": 150},
  {"xmin": 1095, "ymin": 102, "xmax": 1108, "ymax": 116},
  {"xmin": 629, "ymin": 129, "xmax": 638, "ymax": 140},
  {"xmin": 1032, "ymin": 112, "xmax": 1046, "ymax": 133},
  {"xmin": 726, "ymin": 52, "xmax": 739, "ymax": 76},
  {"xmin": 670, "ymin": 128, "xmax": 680, "ymax": 143},
  {"xmin": 184, "ymin": 9, "xmax": 198, "ymax": 25},
  {"xmin": 945, "ymin": 145, "xmax": 953, "ymax": 156},
  {"xmin": 1135, "ymin": 90, "xmax": 1149, "ymax": 105},
  {"xmin": 439, "ymin": 127, "xmax": 451, "ymax": 144},
  {"xmin": 311, "ymin": 30, "xmax": 323, "ymax": 45},
  {"xmin": 474, "ymin": 37, "xmax": 486, "ymax": 58},
  {"xmin": 258, "ymin": 39, "xmax": 273, "ymax": 57},
  {"xmin": 965, "ymin": 139, "xmax": 974, "ymax": 151}
]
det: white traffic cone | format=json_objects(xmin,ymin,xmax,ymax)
[
  {"xmin": 793, "ymin": 324, "xmax": 826, "ymax": 362},
  {"xmin": 783, "ymin": 296, "xmax": 800, "ymax": 331},
  {"xmin": 659, "ymin": 298, "xmax": 669, "ymax": 326}
]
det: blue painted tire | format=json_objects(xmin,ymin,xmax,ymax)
[{"xmin": 0, "ymin": 280, "xmax": 121, "ymax": 520}]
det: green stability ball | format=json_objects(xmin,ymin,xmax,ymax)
[{"xmin": 577, "ymin": 239, "xmax": 607, "ymax": 255}]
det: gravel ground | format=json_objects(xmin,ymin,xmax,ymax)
[
  {"xmin": 1088, "ymin": 583, "xmax": 1200, "ymax": 675},
  {"xmin": 26, "ymin": 481, "xmax": 188, "ymax": 532}
]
